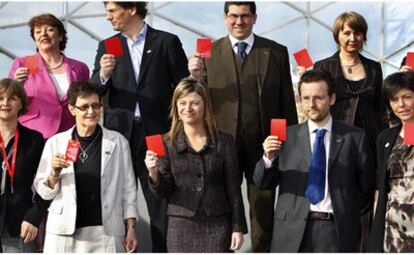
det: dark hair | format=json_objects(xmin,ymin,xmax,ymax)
[
  {"xmin": 382, "ymin": 72, "xmax": 414, "ymax": 124},
  {"xmin": 333, "ymin": 11, "xmax": 368, "ymax": 45},
  {"xmin": 28, "ymin": 13, "xmax": 67, "ymax": 51},
  {"xmin": 298, "ymin": 70, "xmax": 335, "ymax": 96},
  {"xmin": 104, "ymin": 2, "xmax": 148, "ymax": 19},
  {"xmin": 0, "ymin": 78, "xmax": 28, "ymax": 116},
  {"xmin": 67, "ymin": 81, "xmax": 103, "ymax": 106},
  {"xmin": 224, "ymin": 2, "xmax": 256, "ymax": 15}
]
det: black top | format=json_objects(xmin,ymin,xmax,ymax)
[
  {"xmin": 0, "ymin": 124, "xmax": 47, "ymax": 237},
  {"xmin": 72, "ymin": 126, "xmax": 102, "ymax": 228}
]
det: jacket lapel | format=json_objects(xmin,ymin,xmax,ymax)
[
  {"xmin": 137, "ymin": 26, "xmax": 156, "ymax": 87},
  {"xmin": 252, "ymin": 35, "xmax": 270, "ymax": 93},
  {"xmin": 119, "ymin": 35, "xmax": 137, "ymax": 89},
  {"xmin": 101, "ymin": 129, "xmax": 116, "ymax": 176},
  {"xmin": 328, "ymin": 121, "xmax": 344, "ymax": 170},
  {"xmin": 297, "ymin": 122, "xmax": 312, "ymax": 168}
]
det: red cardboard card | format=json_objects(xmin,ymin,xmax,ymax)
[
  {"xmin": 404, "ymin": 123, "xmax": 414, "ymax": 145},
  {"xmin": 145, "ymin": 134, "xmax": 166, "ymax": 157},
  {"xmin": 105, "ymin": 37, "xmax": 123, "ymax": 56},
  {"xmin": 293, "ymin": 48, "xmax": 313, "ymax": 69},
  {"xmin": 406, "ymin": 52, "xmax": 414, "ymax": 70},
  {"xmin": 270, "ymin": 119, "xmax": 286, "ymax": 141},
  {"xmin": 23, "ymin": 55, "xmax": 39, "ymax": 74},
  {"xmin": 197, "ymin": 38, "xmax": 212, "ymax": 58},
  {"xmin": 66, "ymin": 140, "xmax": 80, "ymax": 162}
]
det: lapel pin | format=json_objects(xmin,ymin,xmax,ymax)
[
  {"xmin": 105, "ymin": 151, "xmax": 111, "ymax": 155},
  {"xmin": 385, "ymin": 143, "xmax": 390, "ymax": 148},
  {"xmin": 146, "ymin": 49, "xmax": 152, "ymax": 54}
]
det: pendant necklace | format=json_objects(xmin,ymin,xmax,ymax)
[
  {"xmin": 342, "ymin": 61, "xmax": 360, "ymax": 74},
  {"xmin": 75, "ymin": 129, "xmax": 101, "ymax": 163}
]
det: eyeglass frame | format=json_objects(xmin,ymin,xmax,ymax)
[
  {"xmin": 225, "ymin": 13, "xmax": 255, "ymax": 22},
  {"xmin": 73, "ymin": 102, "xmax": 102, "ymax": 112}
]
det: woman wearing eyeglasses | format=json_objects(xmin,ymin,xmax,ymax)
[{"xmin": 34, "ymin": 81, "xmax": 138, "ymax": 253}]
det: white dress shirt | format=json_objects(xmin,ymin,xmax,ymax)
[{"xmin": 228, "ymin": 33, "xmax": 255, "ymax": 56}]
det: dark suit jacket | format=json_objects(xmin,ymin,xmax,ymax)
[
  {"xmin": 368, "ymin": 126, "xmax": 400, "ymax": 252},
  {"xmin": 0, "ymin": 124, "xmax": 47, "ymax": 237},
  {"xmin": 201, "ymin": 35, "xmax": 298, "ymax": 138},
  {"xmin": 151, "ymin": 130, "xmax": 247, "ymax": 234},
  {"xmin": 91, "ymin": 25, "xmax": 189, "ymax": 140},
  {"xmin": 314, "ymin": 52, "xmax": 387, "ymax": 151},
  {"xmin": 253, "ymin": 120, "xmax": 375, "ymax": 252}
]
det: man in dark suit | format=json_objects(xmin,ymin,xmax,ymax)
[
  {"xmin": 254, "ymin": 70, "xmax": 375, "ymax": 252},
  {"xmin": 90, "ymin": 2, "xmax": 189, "ymax": 252},
  {"xmin": 188, "ymin": 1, "xmax": 297, "ymax": 251}
]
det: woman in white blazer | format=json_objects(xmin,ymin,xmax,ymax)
[{"xmin": 34, "ymin": 81, "xmax": 138, "ymax": 253}]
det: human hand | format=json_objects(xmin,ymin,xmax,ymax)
[
  {"xmin": 124, "ymin": 227, "xmax": 138, "ymax": 253},
  {"xmin": 400, "ymin": 65, "xmax": 413, "ymax": 72},
  {"xmin": 296, "ymin": 66, "xmax": 306, "ymax": 77},
  {"xmin": 263, "ymin": 136, "xmax": 282, "ymax": 160},
  {"xmin": 145, "ymin": 150, "xmax": 160, "ymax": 185},
  {"xmin": 188, "ymin": 52, "xmax": 204, "ymax": 78},
  {"xmin": 99, "ymin": 54, "xmax": 116, "ymax": 81},
  {"xmin": 51, "ymin": 153, "xmax": 70, "ymax": 175},
  {"xmin": 229, "ymin": 231, "xmax": 244, "ymax": 250},
  {"xmin": 14, "ymin": 67, "xmax": 29, "ymax": 83},
  {"xmin": 20, "ymin": 221, "xmax": 38, "ymax": 243}
]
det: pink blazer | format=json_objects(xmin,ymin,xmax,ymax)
[{"xmin": 9, "ymin": 53, "xmax": 89, "ymax": 139}]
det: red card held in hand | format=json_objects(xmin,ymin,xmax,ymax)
[
  {"xmin": 293, "ymin": 48, "xmax": 314, "ymax": 69},
  {"xmin": 66, "ymin": 140, "xmax": 80, "ymax": 162},
  {"xmin": 406, "ymin": 52, "xmax": 414, "ymax": 70},
  {"xmin": 24, "ymin": 55, "xmax": 39, "ymax": 74},
  {"xmin": 105, "ymin": 37, "xmax": 123, "ymax": 56},
  {"xmin": 146, "ymin": 134, "xmax": 166, "ymax": 157},
  {"xmin": 404, "ymin": 123, "xmax": 414, "ymax": 145},
  {"xmin": 270, "ymin": 119, "xmax": 287, "ymax": 141},
  {"xmin": 197, "ymin": 38, "xmax": 212, "ymax": 58}
]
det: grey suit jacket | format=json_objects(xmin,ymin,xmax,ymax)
[{"xmin": 254, "ymin": 120, "xmax": 375, "ymax": 252}]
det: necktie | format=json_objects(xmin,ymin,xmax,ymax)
[
  {"xmin": 236, "ymin": 42, "xmax": 248, "ymax": 60},
  {"xmin": 305, "ymin": 128, "xmax": 327, "ymax": 205}
]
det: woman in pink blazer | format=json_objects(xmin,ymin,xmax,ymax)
[{"xmin": 9, "ymin": 13, "xmax": 89, "ymax": 139}]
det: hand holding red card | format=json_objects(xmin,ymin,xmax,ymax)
[
  {"xmin": 24, "ymin": 55, "xmax": 39, "ymax": 74},
  {"xmin": 105, "ymin": 37, "xmax": 123, "ymax": 56},
  {"xmin": 270, "ymin": 119, "xmax": 287, "ymax": 141},
  {"xmin": 66, "ymin": 140, "xmax": 80, "ymax": 162},
  {"xmin": 197, "ymin": 38, "xmax": 212, "ymax": 58},
  {"xmin": 146, "ymin": 134, "xmax": 166, "ymax": 157},
  {"xmin": 406, "ymin": 52, "xmax": 414, "ymax": 70},
  {"xmin": 293, "ymin": 48, "xmax": 314, "ymax": 69}
]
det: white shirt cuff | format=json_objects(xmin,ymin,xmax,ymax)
[{"xmin": 262, "ymin": 154, "xmax": 275, "ymax": 169}]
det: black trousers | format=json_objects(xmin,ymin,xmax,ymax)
[
  {"xmin": 130, "ymin": 121, "xmax": 167, "ymax": 252},
  {"xmin": 299, "ymin": 219, "xmax": 339, "ymax": 252}
]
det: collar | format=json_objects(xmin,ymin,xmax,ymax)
[
  {"xmin": 122, "ymin": 22, "xmax": 147, "ymax": 43},
  {"xmin": 174, "ymin": 128, "xmax": 215, "ymax": 154},
  {"xmin": 228, "ymin": 33, "xmax": 254, "ymax": 48},
  {"xmin": 307, "ymin": 115, "xmax": 333, "ymax": 134}
]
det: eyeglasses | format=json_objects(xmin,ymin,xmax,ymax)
[
  {"xmin": 73, "ymin": 103, "xmax": 102, "ymax": 111},
  {"xmin": 226, "ymin": 13, "xmax": 254, "ymax": 22},
  {"xmin": 301, "ymin": 96, "xmax": 328, "ymax": 105}
]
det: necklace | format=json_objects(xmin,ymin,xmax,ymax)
[
  {"xmin": 46, "ymin": 56, "xmax": 63, "ymax": 70},
  {"xmin": 75, "ymin": 128, "xmax": 101, "ymax": 163},
  {"xmin": 341, "ymin": 61, "xmax": 360, "ymax": 74}
]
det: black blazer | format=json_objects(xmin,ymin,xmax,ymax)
[
  {"xmin": 254, "ymin": 121, "xmax": 375, "ymax": 252},
  {"xmin": 314, "ymin": 51, "xmax": 387, "ymax": 152},
  {"xmin": 151, "ymin": 130, "xmax": 248, "ymax": 234},
  {"xmin": 91, "ymin": 25, "xmax": 189, "ymax": 140},
  {"xmin": 0, "ymin": 124, "xmax": 47, "ymax": 237},
  {"xmin": 368, "ymin": 126, "xmax": 400, "ymax": 252}
]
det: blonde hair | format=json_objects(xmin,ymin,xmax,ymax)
[
  {"xmin": 332, "ymin": 11, "xmax": 368, "ymax": 45},
  {"xmin": 167, "ymin": 77, "xmax": 217, "ymax": 146}
]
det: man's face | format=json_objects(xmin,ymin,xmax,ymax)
[
  {"xmin": 224, "ymin": 4, "xmax": 257, "ymax": 40},
  {"xmin": 105, "ymin": 2, "xmax": 136, "ymax": 32},
  {"xmin": 300, "ymin": 81, "xmax": 336, "ymax": 124}
]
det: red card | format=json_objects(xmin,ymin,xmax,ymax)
[
  {"xmin": 66, "ymin": 140, "xmax": 80, "ymax": 162},
  {"xmin": 406, "ymin": 52, "xmax": 414, "ymax": 70},
  {"xmin": 145, "ymin": 134, "xmax": 166, "ymax": 157},
  {"xmin": 293, "ymin": 48, "xmax": 313, "ymax": 69},
  {"xmin": 105, "ymin": 37, "xmax": 123, "ymax": 56},
  {"xmin": 197, "ymin": 38, "xmax": 212, "ymax": 58},
  {"xmin": 23, "ymin": 55, "xmax": 39, "ymax": 74},
  {"xmin": 404, "ymin": 123, "xmax": 414, "ymax": 145},
  {"xmin": 270, "ymin": 119, "xmax": 286, "ymax": 141}
]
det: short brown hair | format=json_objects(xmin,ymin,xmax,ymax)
[
  {"xmin": 332, "ymin": 11, "xmax": 368, "ymax": 45},
  {"xmin": 0, "ymin": 78, "xmax": 28, "ymax": 116},
  {"xmin": 67, "ymin": 81, "xmax": 103, "ymax": 106},
  {"xmin": 28, "ymin": 13, "xmax": 67, "ymax": 51},
  {"xmin": 298, "ymin": 70, "xmax": 335, "ymax": 96},
  {"xmin": 104, "ymin": 2, "xmax": 148, "ymax": 19}
]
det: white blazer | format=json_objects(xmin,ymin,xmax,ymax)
[{"xmin": 34, "ymin": 125, "xmax": 138, "ymax": 236}]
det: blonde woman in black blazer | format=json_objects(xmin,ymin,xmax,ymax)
[{"xmin": 145, "ymin": 78, "xmax": 247, "ymax": 252}]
